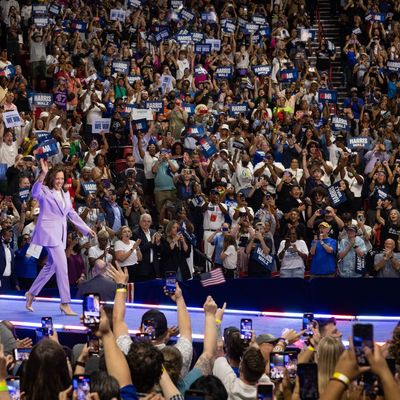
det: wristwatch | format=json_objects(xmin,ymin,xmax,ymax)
[
  {"xmin": 116, "ymin": 283, "xmax": 127, "ymax": 290},
  {"xmin": 278, "ymin": 337, "xmax": 289, "ymax": 346}
]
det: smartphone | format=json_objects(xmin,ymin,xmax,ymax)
[
  {"xmin": 83, "ymin": 293, "xmax": 101, "ymax": 328},
  {"xmin": 302, "ymin": 313, "xmax": 314, "ymax": 337},
  {"xmin": 72, "ymin": 375, "xmax": 91, "ymax": 400},
  {"xmin": 87, "ymin": 333, "xmax": 100, "ymax": 356},
  {"xmin": 41, "ymin": 316, "xmax": 53, "ymax": 336},
  {"xmin": 165, "ymin": 271, "xmax": 177, "ymax": 294},
  {"xmin": 6, "ymin": 377, "xmax": 20, "ymax": 400},
  {"xmin": 269, "ymin": 351, "xmax": 298, "ymax": 381},
  {"xmin": 98, "ymin": 213, "xmax": 105, "ymax": 224},
  {"xmin": 240, "ymin": 318, "xmax": 252, "ymax": 343},
  {"xmin": 185, "ymin": 390, "xmax": 205, "ymax": 399},
  {"xmin": 353, "ymin": 323, "xmax": 374, "ymax": 366},
  {"xmin": 13, "ymin": 348, "xmax": 31, "ymax": 361},
  {"xmin": 298, "ymin": 363, "xmax": 319, "ymax": 400},
  {"xmin": 257, "ymin": 383, "xmax": 273, "ymax": 400},
  {"xmin": 319, "ymin": 209, "xmax": 327, "ymax": 215},
  {"xmin": 143, "ymin": 319, "xmax": 156, "ymax": 340},
  {"xmin": 35, "ymin": 328, "xmax": 45, "ymax": 341}
]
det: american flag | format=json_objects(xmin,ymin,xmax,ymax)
[{"xmin": 200, "ymin": 268, "xmax": 226, "ymax": 287}]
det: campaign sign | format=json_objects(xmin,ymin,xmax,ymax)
[
  {"xmin": 92, "ymin": 118, "xmax": 111, "ymax": 134},
  {"xmin": 110, "ymin": 9, "xmax": 126, "ymax": 22},
  {"xmin": 331, "ymin": 116, "xmax": 349, "ymax": 131},
  {"xmin": 32, "ymin": 4, "xmax": 47, "ymax": 15},
  {"xmin": 192, "ymin": 32, "xmax": 204, "ymax": 43},
  {"xmin": 252, "ymin": 65, "xmax": 272, "ymax": 76},
  {"xmin": 33, "ymin": 93, "xmax": 53, "ymax": 107},
  {"xmin": 221, "ymin": 19, "xmax": 236, "ymax": 33},
  {"xmin": 3, "ymin": 110, "xmax": 22, "ymax": 128},
  {"xmin": 33, "ymin": 139, "xmax": 59, "ymax": 160},
  {"xmin": 194, "ymin": 65, "xmax": 208, "ymax": 76},
  {"xmin": 259, "ymin": 26, "xmax": 271, "ymax": 37},
  {"xmin": 318, "ymin": 89, "xmax": 337, "ymax": 104},
  {"xmin": 33, "ymin": 16, "xmax": 48, "ymax": 27},
  {"xmin": 81, "ymin": 182, "xmax": 97, "ymax": 195},
  {"xmin": 215, "ymin": 66, "xmax": 233, "ymax": 79},
  {"xmin": 386, "ymin": 61, "xmax": 400, "ymax": 72},
  {"xmin": 243, "ymin": 23, "xmax": 259, "ymax": 34},
  {"xmin": 131, "ymin": 108, "xmax": 153, "ymax": 121},
  {"xmin": 35, "ymin": 130, "xmax": 52, "ymax": 143},
  {"xmin": 180, "ymin": 8, "xmax": 195, "ymax": 22},
  {"xmin": 135, "ymin": 119, "xmax": 148, "ymax": 131},
  {"xmin": 112, "ymin": 61, "xmax": 130, "ymax": 75},
  {"xmin": 182, "ymin": 103, "xmax": 195, "ymax": 114},
  {"xmin": 127, "ymin": 75, "xmax": 142, "ymax": 85},
  {"xmin": 251, "ymin": 245, "xmax": 274, "ymax": 270},
  {"xmin": 229, "ymin": 103, "xmax": 248, "ymax": 116},
  {"xmin": 155, "ymin": 29, "xmax": 170, "ymax": 44},
  {"xmin": 377, "ymin": 189, "xmax": 388, "ymax": 200},
  {"xmin": 176, "ymin": 34, "xmax": 193, "ymax": 44},
  {"xmin": 188, "ymin": 125, "xmax": 204, "ymax": 137},
  {"xmin": 347, "ymin": 137, "xmax": 370, "ymax": 149},
  {"xmin": 195, "ymin": 43, "xmax": 212, "ymax": 54},
  {"xmin": 1, "ymin": 64, "xmax": 15, "ymax": 79},
  {"xmin": 328, "ymin": 182, "xmax": 347, "ymax": 206},
  {"xmin": 197, "ymin": 135, "xmax": 218, "ymax": 159},
  {"xmin": 145, "ymin": 101, "xmax": 163, "ymax": 113},
  {"xmin": 365, "ymin": 13, "xmax": 385, "ymax": 22},
  {"xmin": 19, "ymin": 188, "xmax": 30, "ymax": 202},
  {"xmin": 253, "ymin": 15, "xmax": 266, "ymax": 25},
  {"xmin": 0, "ymin": 164, "xmax": 7, "ymax": 180},
  {"xmin": 129, "ymin": 0, "xmax": 143, "ymax": 8},
  {"xmin": 170, "ymin": 0, "xmax": 183, "ymax": 8},
  {"xmin": 70, "ymin": 21, "xmax": 88, "ymax": 32},
  {"xmin": 200, "ymin": 12, "xmax": 217, "ymax": 23},
  {"xmin": 205, "ymin": 39, "xmax": 221, "ymax": 51},
  {"xmin": 279, "ymin": 69, "xmax": 298, "ymax": 82},
  {"xmin": 232, "ymin": 140, "xmax": 245, "ymax": 150},
  {"xmin": 48, "ymin": 4, "xmax": 61, "ymax": 15}
]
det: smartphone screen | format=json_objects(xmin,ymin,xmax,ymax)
[
  {"xmin": 35, "ymin": 328, "xmax": 45, "ymax": 341},
  {"xmin": 83, "ymin": 293, "xmax": 101, "ymax": 327},
  {"xmin": 353, "ymin": 323, "xmax": 374, "ymax": 366},
  {"xmin": 41, "ymin": 316, "xmax": 53, "ymax": 336},
  {"xmin": 302, "ymin": 313, "xmax": 314, "ymax": 336},
  {"xmin": 13, "ymin": 348, "xmax": 31, "ymax": 362},
  {"xmin": 143, "ymin": 319, "xmax": 156, "ymax": 340},
  {"xmin": 240, "ymin": 318, "xmax": 252, "ymax": 342},
  {"xmin": 87, "ymin": 333, "xmax": 100, "ymax": 356},
  {"xmin": 165, "ymin": 271, "xmax": 176, "ymax": 294},
  {"xmin": 72, "ymin": 375, "xmax": 91, "ymax": 400},
  {"xmin": 257, "ymin": 383, "xmax": 273, "ymax": 400},
  {"xmin": 6, "ymin": 377, "xmax": 20, "ymax": 400},
  {"xmin": 298, "ymin": 363, "xmax": 319, "ymax": 400}
]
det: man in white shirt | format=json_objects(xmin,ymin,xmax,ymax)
[{"xmin": 0, "ymin": 127, "xmax": 23, "ymax": 168}]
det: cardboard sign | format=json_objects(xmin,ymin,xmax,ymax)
[
  {"xmin": 92, "ymin": 118, "xmax": 111, "ymax": 134},
  {"xmin": 197, "ymin": 135, "xmax": 218, "ymax": 159},
  {"xmin": 200, "ymin": 12, "xmax": 217, "ymax": 23},
  {"xmin": 215, "ymin": 66, "xmax": 233, "ymax": 79},
  {"xmin": 81, "ymin": 182, "xmax": 97, "ymax": 195},
  {"xmin": 131, "ymin": 108, "xmax": 153, "ymax": 121},
  {"xmin": 33, "ymin": 93, "xmax": 53, "ymax": 107},
  {"xmin": 144, "ymin": 101, "xmax": 163, "ymax": 113},
  {"xmin": 112, "ymin": 61, "xmax": 130, "ymax": 75},
  {"xmin": 318, "ymin": 89, "xmax": 337, "ymax": 104},
  {"xmin": 3, "ymin": 110, "xmax": 22, "ymax": 128},
  {"xmin": 33, "ymin": 139, "xmax": 59, "ymax": 160},
  {"xmin": 331, "ymin": 116, "xmax": 349, "ymax": 131},
  {"xmin": 19, "ymin": 188, "xmax": 30, "ymax": 202},
  {"xmin": 279, "ymin": 69, "xmax": 299, "ymax": 83},
  {"xmin": 386, "ymin": 61, "xmax": 400, "ymax": 72},
  {"xmin": 180, "ymin": 8, "xmax": 195, "ymax": 22},
  {"xmin": 71, "ymin": 20, "xmax": 87, "ymax": 32},
  {"xmin": 35, "ymin": 130, "xmax": 52, "ymax": 143},
  {"xmin": 134, "ymin": 119, "xmax": 148, "ymax": 131},
  {"xmin": 32, "ymin": 4, "xmax": 47, "ymax": 15},
  {"xmin": 252, "ymin": 65, "xmax": 272, "ymax": 76},
  {"xmin": 195, "ymin": 43, "xmax": 212, "ymax": 54},
  {"xmin": 182, "ymin": 103, "xmax": 195, "ymax": 114},
  {"xmin": 188, "ymin": 125, "xmax": 205, "ymax": 137},
  {"xmin": 328, "ymin": 182, "xmax": 347, "ymax": 206},
  {"xmin": 154, "ymin": 29, "xmax": 170, "ymax": 44},
  {"xmin": 205, "ymin": 39, "xmax": 221, "ymax": 51},
  {"xmin": 33, "ymin": 16, "xmax": 48, "ymax": 27},
  {"xmin": 110, "ymin": 9, "xmax": 126, "ymax": 22},
  {"xmin": 229, "ymin": 103, "xmax": 248, "ymax": 116},
  {"xmin": 347, "ymin": 137, "xmax": 370, "ymax": 149},
  {"xmin": 251, "ymin": 245, "xmax": 274, "ymax": 270}
]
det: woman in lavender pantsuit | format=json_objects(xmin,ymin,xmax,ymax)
[{"xmin": 25, "ymin": 159, "xmax": 95, "ymax": 315}]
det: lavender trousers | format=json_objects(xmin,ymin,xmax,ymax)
[{"xmin": 29, "ymin": 244, "xmax": 70, "ymax": 303}]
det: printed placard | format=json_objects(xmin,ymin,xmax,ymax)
[
  {"xmin": 144, "ymin": 101, "xmax": 163, "ymax": 113},
  {"xmin": 252, "ymin": 65, "xmax": 272, "ymax": 76},
  {"xmin": 176, "ymin": 34, "xmax": 193, "ymax": 44},
  {"xmin": 33, "ymin": 93, "xmax": 53, "ymax": 107},
  {"xmin": 221, "ymin": 19, "xmax": 236, "ymax": 33},
  {"xmin": 365, "ymin": 13, "xmax": 385, "ymax": 22},
  {"xmin": 331, "ymin": 116, "xmax": 349, "ymax": 131},
  {"xmin": 33, "ymin": 16, "xmax": 48, "ymax": 27},
  {"xmin": 110, "ymin": 9, "xmax": 126, "ymax": 22},
  {"xmin": 386, "ymin": 60, "xmax": 400, "ymax": 72},
  {"xmin": 81, "ymin": 182, "xmax": 97, "ymax": 195},
  {"xmin": 251, "ymin": 245, "xmax": 274, "ymax": 270},
  {"xmin": 259, "ymin": 26, "xmax": 271, "ymax": 37},
  {"xmin": 197, "ymin": 135, "xmax": 218, "ymax": 159},
  {"xmin": 135, "ymin": 119, "xmax": 148, "ymax": 131},
  {"xmin": 129, "ymin": 0, "xmax": 143, "ymax": 8},
  {"xmin": 35, "ymin": 130, "xmax": 52, "ymax": 143},
  {"xmin": 215, "ymin": 66, "xmax": 233, "ymax": 79},
  {"xmin": 0, "ymin": 164, "xmax": 7, "ymax": 180},
  {"xmin": 347, "ymin": 137, "xmax": 370, "ymax": 149},
  {"xmin": 33, "ymin": 139, "xmax": 59, "ymax": 160},
  {"xmin": 131, "ymin": 108, "xmax": 153, "ymax": 121},
  {"xmin": 92, "ymin": 118, "xmax": 111, "ymax": 134},
  {"xmin": 200, "ymin": 12, "xmax": 217, "ymax": 23},
  {"xmin": 188, "ymin": 125, "xmax": 205, "ymax": 137},
  {"xmin": 48, "ymin": 4, "xmax": 60, "ymax": 15},
  {"xmin": 328, "ymin": 182, "xmax": 347, "ymax": 206},
  {"xmin": 318, "ymin": 89, "xmax": 337, "ymax": 104},
  {"xmin": 112, "ymin": 61, "xmax": 130, "ymax": 75},
  {"xmin": 3, "ymin": 110, "xmax": 22, "ymax": 128},
  {"xmin": 243, "ymin": 23, "xmax": 259, "ymax": 34},
  {"xmin": 194, "ymin": 65, "xmax": 208, "ymax": 76},
  {"xmin": 32, "ymin": 4, "xmax": 47, "ymax": 15},
  {"xmin": 127, "ymin": 75, "xmax": 142, "ymax": 85},
  {"xmin": 170, "ymin": 0, "xmax": 183, "ymax": 8},
  {"xmin": 154, "ymin": 29, "xmax": 170, "ymax": 44},
  {"xmin": 180, "ymin": 8, "xmax": 195, "ymax": 22},
  {"xmin": 279, "ymin": 68, "xmax": 299, "ymax": 82},
  {"xmin": 229, "ymin": 103, "xmax": 248, "ymax": 116},
  {"xmin": 205, "ymin": 39, "xmax": 221, "ymax": 51},
  {"xmin": 252, "ymin": 15, "xmax": 266, "ymax": 25},
  {"xmin": 182, "ymin": 103, "xmax": 195, "ymax": 114},
  {"xmin": 192, "ymin": 32, "xmax": 204, "ymax": 43},
  {"xmin": 71, "ymin": 20, "xmax": 87, "ymax": 32},
  {"xmin": 19, "ymin": 188, "xmax": 30, "ymax": 202},
  {"xmin": 195, "ymin": 43, "xmax": 212, "ymax": 54}
]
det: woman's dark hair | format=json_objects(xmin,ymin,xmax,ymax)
[
  {"xmin": 44, "ymin": 164, "xmax": 65, "ymax": 189},
  {"xmin": 90, "ymin": 371, "xmax": 121, "ymax": 400},
  {"xmin": 223, "ymin": 234, "xmax": 237, "ymax": 251},
  {"xmin": 22, "ymin": 339, "xmax": 70, "ymax": 400},
  {"xmin": 94, "ymin": 153, "xmax": 105, "ymax": 166},
  {"xmin": 190, "ymin": 376, "xmax": 228, "ymax": 400},
  {"xmin": 171, "ymin": 141, "xmax": 184, "ymax": 155}
]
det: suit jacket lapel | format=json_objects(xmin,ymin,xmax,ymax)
[{"xmin": 51, "ymin": 189, "xmax": 65, "ymax": 215}]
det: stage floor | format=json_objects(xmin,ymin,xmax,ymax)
[{"xmin": 0, "ymin": 295, "xmax": 398, "ymax": 344}]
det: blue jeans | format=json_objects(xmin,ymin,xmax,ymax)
[{"xmin": 280, "ymin": 268, "xmax": 304, "ymax": 278}]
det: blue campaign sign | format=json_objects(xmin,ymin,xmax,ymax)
[
  {"xmin": 1, "ymin": 64, "xmax": 15, "ymax": 79},
  {"xmin": 33, "ymin": 139, "xmax": 59, "ymax": 160},
  {"xmin": 188, "ymin": 125, "xmax": 205, "ymax": 137},
  {"xmin": 145, "ymin": 101, "xmax": 163, "ymax": 113},
  {"xmin": 229, "ymin": 103, "xmax": 248, "ymax": 116},
  {"xmin": 318, "ymin": 89, "xmax": 337, "ymax": 104},
  {"xmin": 129, "ymin": 0, "xmax": 143, "ymax": 8},
  {"xmin": 197, "ymin": 135, "xmax": 218, "ymax": 159},
  {"xmin": 279, "ymin": 69, "xmax": 299, "ymax": 82},
  {"xmin": 386, "ymin": 61, "xmax": 400, "ymax": 73},
  {"xmin": 170, "ymin": 0, "xmax": 183, "ymax": 8},
  {"xmin": 32, "ymin": 4, "xmax": 47, "ymax": 15},
  {"xmin": 195, "ymin": 43, "xmax": 212, "ymax": 54},
  {"xmin": 93, "ymin": 118, "xmax": 111, "ymax": 134},
  {"xmin": 221, "ymin": 19, "xmax": 236, "ymax": 33},
  {"xmin": 71, "ymin": 20, "xmax": 88, "ymax": 32},
  {"xmin": 182, "ymin": 103, "xmax": 195, "ymax": 114},
  {"xmin": 259, "ymin": 26, "xmax": 271, "ymax": 37},
  {"xmin": 192, "ymin": 32, "xmax": 204, "ymax": 43},
  {"xmin": 135, "ymin": 119, "xmax": 148, "ymax": 131},
  {"xmin": 215, "ymin": 66, "xmax": 233, "ymax": 79},
  {"xmin": 48, "ymin": 4, "xmax": 60, "ymax": 15},
  {"xmin": 251, "ymin": 245, "xmax": 274, "ymax": 270},
  {"xmin": 180, "ymin": 8, "xmax": 195, "ymax": 22},
  {"xmin": 252, "ymin": 15, "xmax": 266, "ymax": 25},
  {"xmin": 347, "ymin": 137, "xmax": 371, "ymax": 150},
  {"xmin": 194, "ymin": 65, "xmax": 208, "ymax": 76},
  {"xmin": 35, "ymin": 130, "xmax": 52, "ymax": 143},
  {"xmin": 33, "ymin": 93, "xmax": 53, "ymax": 107},
  {"xmin": 155, "ymin": 29, "xmax": 170, "ymax": 44},
  {"xmin": 328, "ymin": 182, "xmax": 347, "ymax": 206},
  {"xmin": 331, "ymin": 116, "xmax": 349, "ymax": 131},
  {"xmin": 0, "ymin": 164, "xmax": 7, "ymax": 180},
  {"xmin": 33, "ymin": 16, "xmax": 48, "ymax": 27},
  {"xmin": 112, "ymin": 61, "xmax": 130, "ymax": 75},
  {"xmin": 127, "ymin": 75, "xmax": 142, "ymax": 85},
  {"xmin": 200, "ymin": 12, "xmax": 217, "ymax": 23},
  {"xmin": 365, "ymin": 13, "xmax": 385, "ymax": 22},
  {"xmin": 176, "ymin": 34, "xmax": 193, "ymax": 44},
  {"xmin": 81, "ymin": 182, "xmax": 97, "ymax": 195},
  {"xmin": 252, "ymin": 65, "xmax": 272, "ymax": 76},
  {"xmin": 19, "ymin": 188, "xmax": 30, "ymax": 202},
  {"xmin": 243, "ymin": 23, "xmax": 259, "ymax": 34}
]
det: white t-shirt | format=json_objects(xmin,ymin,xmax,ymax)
[
  {"xmin": 88, "ymin": 245, "xmax": 113, "ymax": 264},
  {"xmin": 277, "ymin": 239, "xmax": 309, "ymax": 270},
  {"xmin": 203, "ymin": 204, "xmax": 225, "ymax": 231},
  {"xmin": 115, "ymin": 239, "xmax": 138, "ymax": 267},
  {"xmin": 223, "ymin": 245, "xmax": 238, "ymax": 270},
  {"xmin": 0, "ymin": 141, "xmax": 18, "ymax": 168}
]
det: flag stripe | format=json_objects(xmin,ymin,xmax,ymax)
[{"xmin": 200, "ymin": 268, "xmax": 226, "ymax": 287}]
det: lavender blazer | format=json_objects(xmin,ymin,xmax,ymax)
[{"xmin": 30, "ymin": 180, "xmax": 91, "ymax": 248}]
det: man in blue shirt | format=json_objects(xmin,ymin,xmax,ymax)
[{"xmin": 310, "ymin": 221, "xmax": 337, "ymax": 278}]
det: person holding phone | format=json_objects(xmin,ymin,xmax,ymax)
[{"xmin": 25, "ymin": 159, "xmax": 96, "ymax": 315}]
